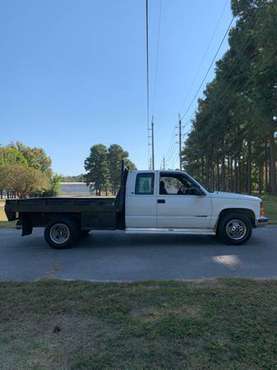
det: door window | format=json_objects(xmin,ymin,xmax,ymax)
[
  {"xmin": 159, "ymin": 173, "xmax": 193, "ymax": 195},
  {"xmin": 135, "ymin": 173, "xmax": 154, "ymax": 195}
]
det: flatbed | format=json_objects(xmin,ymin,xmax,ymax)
[{"xmin": 5, "ymin": 196, "xmax": 117, "ymax": 229}]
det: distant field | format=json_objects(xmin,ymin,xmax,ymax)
[{"xmin": 60, "ymin": 182, "xmax": 92, "ymax": 196}]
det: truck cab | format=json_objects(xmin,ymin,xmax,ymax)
[
  {"xmin": 125, "ymin": 170, "xmax": 210, "ymax": 231},
  {"xmin": 124, "ymin": 170, "xmax": 267, "ymax": 238}
]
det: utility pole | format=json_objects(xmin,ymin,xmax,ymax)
[
  {"xmin": 145, "ymin": 0, "xmax": 151, "ymax": 170},
  {"xmin": 151, "ymin": 116, "xmax": 155, "ymax": 170},
  {"xmin": 148, "ymin": 116, "xmax": 155, "ymax": 170},
  {"xmin": 178, "ymin": 114, "xmax": 182, "ymax": 170},
  {"xmin": 163, "ymin": 157, "xmax": 166, "ymax": 170}
]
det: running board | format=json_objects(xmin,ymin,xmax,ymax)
[{"xmin": 125, "ymin": 228, "xmax": 215, "ymax": 236}]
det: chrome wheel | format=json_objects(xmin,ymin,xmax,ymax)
[
  {"xmin": 49, "ymin": 223, "xmax": 70, "ymax": 245},
  {"xmin": 225, "ymin": 219, "xmax": 247, "ymax": 241}
]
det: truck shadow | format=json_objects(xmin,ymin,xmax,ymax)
[
  {"xmin": 76, "ymin": 232, "xmax": 262, "ymax": 250},
  {"xmin": 13, "ymin": 229, "xmax": 264, "ymax": 251}
]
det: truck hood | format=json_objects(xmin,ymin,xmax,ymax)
[{"xmin": 209, "ymin": 191, "xmax": 261, "ymax": 202}]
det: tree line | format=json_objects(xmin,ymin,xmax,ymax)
[
  {"xmin": 84, "ymin": 144, "xmax": 136, "ymax": 195},
  {"xmin": 182, "ymin": 0, "xmax": 277, "ymax": 194},
  {"xmin": 0, "ymin": 142, "xmax": 135, "ymax": 198},
  {"xmin": 60, "ymin": 174, "xmax": 85, "ymax": 182},
  {"xmin": 0, "ymin": 143, "xmax": 60, "ymax": 198}
]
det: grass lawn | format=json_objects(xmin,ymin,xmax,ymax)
[
  {"xmin": 262, "ymin": 194, "xmax": 277, "ymax": 224},
  {"xmin": 0, "ymin": 220, "xmax": 16, "ymax": 228},
  {"xmin": 0, "ymin": 279, "xmax": 276, "ymax": 370}
]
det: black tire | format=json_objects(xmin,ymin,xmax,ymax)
[
  {"xmin": 217, "ymin": 213, "xmax": 252, "ymax": 245},
  {"xmin": 44, "ymin": 218, "xmax": 79, "ymax": 249}
]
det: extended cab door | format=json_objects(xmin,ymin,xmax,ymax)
[
  {"xmin": 157, "ymin": 172, "xmax": 212, "ymax": 229},
  {"xmin": 125, "ymin": 171, "xmax": 157, "ymax": 228}
]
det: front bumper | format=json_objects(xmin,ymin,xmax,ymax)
[{"xmin": 256, "ymin": 216, "xmax": 269, "ymax": 227}]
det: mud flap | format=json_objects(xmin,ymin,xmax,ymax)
[{"xmin": 21, "ymin": 215, "xmax": 33, "ymax": 236}]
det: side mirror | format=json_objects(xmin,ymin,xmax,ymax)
[{"xmin": 188, "ymin": 186, "xmax": 204, "ymax": 196}]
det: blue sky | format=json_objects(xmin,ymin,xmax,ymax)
[{"xmin": 0, "ymin": 0, "xmax": 233, "ymax": 175}]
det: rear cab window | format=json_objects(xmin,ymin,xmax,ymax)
[{"xmin": 135, "ymin": 173, "xmax": 154, "ymax": 195}]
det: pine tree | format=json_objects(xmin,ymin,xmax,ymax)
[{"xmin": 84, "ymin": 144, "xmax": 109, "ymax": 195}]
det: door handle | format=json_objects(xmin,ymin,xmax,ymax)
[{"xmin": 157, "ymin": 199, "xmax": 166, "ymax": 204}]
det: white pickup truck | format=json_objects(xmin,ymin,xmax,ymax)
[{"xmin": 5, "ymin": 167, "xmax": 268, "ymax": 249}]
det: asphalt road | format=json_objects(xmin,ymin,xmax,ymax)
[{"xmin": 0, "ymin": 227, "xmax": 276, "ymax": 281}]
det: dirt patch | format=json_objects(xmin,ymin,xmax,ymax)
[
  {"xmin": 0, "ymin": 314, "xmax": 110, "ymax": 370},
  {"xmin": 130, "ymin": 304, "xmax": 201, "ymax": 322}
]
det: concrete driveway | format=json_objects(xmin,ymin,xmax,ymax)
[{"xmin": 0, "ymin": 227, "xmax": 276, "ymax": 281}]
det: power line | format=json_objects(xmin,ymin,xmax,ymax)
[
  {"xmin": 166, "ymin": 5, "xmax": 260, "ymax": 169},
  {"xmin": 171, "ymin": 150, "xmax": 180, "ymax": 170},
  {"xmin": 180, "ymin": 15, "xmax": 235, "ymax": 121},
  {"xmin": 179, "ymin": 0, "xmax": 229, "ymax": 113},
  {"xmin": 164, "ymin": 126, "xmax": 178, "ymax": 163},
  {"xmin": 162, "ymin": 156, "xmax": 165, "ymax": 170},
  {"xmin": 181, "ymin": 11, "xmax": 266, "ymax": 163},
  {"xmin": 182, "ymin": 10, "xmax": 261, "ymax": 130},
  {"xmin": 163, "ymin": 8, "xmax": 234, "ymax": 170},
  {"xmin": 180, "ymin": 9, "xmax": 260, "ymax": 131},
  {"xmin": 152, "ymin": 0, "xmax": 163, "ymax": 116},
  {"xmin": 174, "ymin": 14, "xmax": 236, "ymax": 165},
  {"xmin": 163, "ymin": 117, "xmax": 192, "ymax": 170},
  {"xmin": 205, "ymin": 12, "xmax": 261, "ymax": 110}
]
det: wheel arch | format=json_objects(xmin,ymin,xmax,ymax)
[
  {"xmin": 45, "ymin": 213, "xmax": 81, "ymax": 227},
  {"xmin": 216, "ymin": 208, "xmax": 256, "ymax": 232},
  {"xmin": 20, "ymin": 212, "xmax": 81, "ymax": 236}
]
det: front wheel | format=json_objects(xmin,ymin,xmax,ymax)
[
  {"xmin": 217, "ymin": 213, "xmax": 252, "ymax": 245},
  {"xmin": 44, "ymin": 219, "xmax": 79, "ymax": 249}
]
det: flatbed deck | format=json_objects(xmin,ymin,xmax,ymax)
[{"xmin": 5, "ymin": 197, "xmax": 118, "ymax": 231}]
